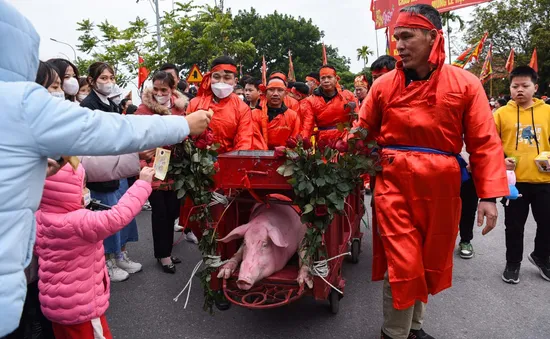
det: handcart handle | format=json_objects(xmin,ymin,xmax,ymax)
[{"xmin": 244, "ymin": 170, "xmax": 269, "ymax": 176}]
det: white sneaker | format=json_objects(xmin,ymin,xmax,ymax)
[
  {"xmin": 116, "ymin": 251, "xmax": 143, "ymax": 274},
  {"xmin": 142, "ymin": 201, "xmax": 152, "ymax": 211},
  {"xmin": 106, "ymin": 258, "xmax": 129, "ymax": 282},
  {"xmin": 174, "ymin": 218, "xmax": 183, "ymax": 232},
  {"xmin": 185, "ymin": 231, "xmax": 199, "ymax": 244}
]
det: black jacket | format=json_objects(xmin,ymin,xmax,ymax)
[{"xmin": 80, "ymin": 90, "xmax": 121, "ymax": 193}]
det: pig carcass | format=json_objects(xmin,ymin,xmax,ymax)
[{"xmin": 217, "ymin": 203, "xmax": 313, "ymax": 290}]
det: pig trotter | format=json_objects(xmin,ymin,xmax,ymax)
[
  {"xmin": 217, "ymin": 245, "xmax": 244, "ymax": 279},
  {"xmin": 297, "ymin": 264, "xmax": 313, "ymax": 289}
]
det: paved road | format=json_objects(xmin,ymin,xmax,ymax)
[{"xmin": 107, "ymin": 197, "xmax": 549, "ymax": 339}]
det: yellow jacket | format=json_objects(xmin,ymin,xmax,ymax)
[{"xmin": 494, "ymin": 99, "xmax": 550, "ymax": 183}]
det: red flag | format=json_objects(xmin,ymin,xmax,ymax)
[
  {"xmin": 452, "ymin": 32, "xmax": 488, "ymax": 68},
  {"xmin": 138, "ymin": 56, "xmax": 149, "ymax": 89},
  {"xmin": 529, "ymin": 48, "xmax": 538, "ymax": 73},
  {"xmin": 370, "ymin": 0, "xmax": 376, "ymax": 22},
  {"xmin": 322, "ymin": 43, "xmax": 328, "ymax": 65},
  {"xmin": 288, "ymin": 50, "xmax": 295, "ymax": 82},
  {"xmin": 505, "ymin": 48, "xmax": 515, "ymax": 74},
  {"xmin": 261, "ymin": 55, "xmax": 267, "ymax": 86},
  {"xmin": 480, "ymin": 42, "xmax": 493, "ymax": 84}
]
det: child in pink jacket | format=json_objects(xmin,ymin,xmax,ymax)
[{"xmin": 34, "ymin": 163, "xmax": 155, "ymax": 339}]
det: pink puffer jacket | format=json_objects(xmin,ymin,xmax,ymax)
[{"xmin": 34, "ymin": 164, "xmax": 151, "ymax": 325}]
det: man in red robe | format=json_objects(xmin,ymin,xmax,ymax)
[
  {"xmin": 186, "ymin": 56, "xmax": 256, "ymax": 153},
  {"xmin": 251, "ymin": 77, "xmax": 300, "ymax": 149},
  {"xmin": 371, "ymin": 55, "xmax": 397, "ymax": 82},
  {"xmin": 300, "ymin": 65, "xmax": 357, "ymax": 142},
  {"xmin": 356, "ymin": 5, "xmax": 508, "ymax": 339},
  {"xmin": 262, "ymin": 71, "xmax": 300, "ymax": 112}
]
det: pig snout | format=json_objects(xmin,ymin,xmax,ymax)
[
  {"xmin": 236, "ymin": 278, "xmax": 254, "ymax": 290},
  {"xmin": 236, "ymin": 259, "xmax": 262, "ymax": 290}
]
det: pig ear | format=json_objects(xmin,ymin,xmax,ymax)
[
  {"xmin": 267, "ymin": 227, "xmax": 288, "ymax": 248},
  {"xmin": 218, "ymin": 224, "xmax": 250, "ymax": 243}
]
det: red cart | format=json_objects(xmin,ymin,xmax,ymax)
[{"xmin": 207, "ymin": 150, "xmax": 365, "ymax": 314}]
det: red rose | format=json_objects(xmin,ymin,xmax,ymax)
[
  {"xmin": 302, "ymin": 137, "xmax": 313, "ymax": 150},
  {"xmin": 286, "ymin": 137, "xmax": 298, "ymax": 149},
  {"xmin": 195, "ymin": 139, "xmax": 208, "ymax": 149},
  {"xmin": 213, "ymin": 162, "xmax": 220, "ymax": 172},
  {"xmin": 354, "ymin": 140, "xmax": 365, "ymax": 153},
  {"xmin": 335, "ymin": 140, "xmax": 349, "ymax": 153},
  {"xmin": 274, "ymin": 146, "xmax": 286, "ymax": 158},
  {"xmin": 315, "ymin": 205, "xmax": 328, "ymax": 216},
  {"xmin": 205, "ymin": 132, "xmax": 215, "ymax": 146},
  {"xmin": 317, "ymin": 139, "xmax": 329, "ymax": 152}
]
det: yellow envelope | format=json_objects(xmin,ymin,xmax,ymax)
[{"xmin": 153, "ymin": 148, "xmax": 171, "ymax": 181}]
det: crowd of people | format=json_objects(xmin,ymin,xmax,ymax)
[{"xmin": 1, "ymin": 1, "xmax": 549, "ymax": 339}]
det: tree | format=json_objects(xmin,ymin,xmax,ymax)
[
  {"xmin": 465, "ymin": 0, "xmax": 550, "ymax": 96},
  {"xmin": 232, "ymin": 9, "xmax": 352, "ymax": 83},
  {"xmin": 441, "ymin": 11, "xmax": 464, "ymax": 65},
  {"xmin": 356, "ymin": 46, "xmax": 373, "ymax": 68}
]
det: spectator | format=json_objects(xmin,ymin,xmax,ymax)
[{"xmin": 48, "ymin": 58, "xmax": 80, "ymax": 102}]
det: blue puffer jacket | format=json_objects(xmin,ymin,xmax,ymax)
[{"xmin": 0, "ymin": 1, "xmax": 192, "ymax": 335}]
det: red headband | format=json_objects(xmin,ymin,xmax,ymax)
[
  {"xmin": 211, "ymin": 64, "xmax": 237, "ymax": 74},
  {"xmin": 354, "ymin": 75, "xmax": 369, "ymax": 89},
  {"xmin": 266, "ymin": 78, "xmax": 286, "ymax": 90},
  {"xmin": 319, "ymin": 68, "xmax": 337, "ymax": 77},
  {"xmin": 305, "ymin": 76, "xmax": 319, "ymax": 85},
  {"xmin": 290, "ymin": 87, "xmax": 307, "ymax": 99},
  {"xmin": 395, "ymin": 12, "xmax": 444, "ymax": 68},
  {"xmin": 372, "ymin": 67, "xmax": 391, "ymax": 76}
]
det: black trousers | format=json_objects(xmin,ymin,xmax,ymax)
[
  {"xmin": 459, "ymin": 178, "xmax": 479, "ymax": 243},
  {"xmin": 149, "ymin": 190, "xmax": 180, "ymax": 259},
  {"xmin": 2, "ymin": 281, "xmax": 54, "ymax": 339},
  {"xmin": 505, "ymin": 183, "xmax": 550, "ymax": 264}
]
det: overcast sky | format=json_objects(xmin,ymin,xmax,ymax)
[{"xmin": 10, "ymin": 0, "xmax": 475, "ymax": 75}]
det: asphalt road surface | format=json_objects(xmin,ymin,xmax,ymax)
[{"xmin": 107, "ymin": 197, "xmax": 549, "ymax": 339}]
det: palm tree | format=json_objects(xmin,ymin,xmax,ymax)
[
  {"xmin": 442, "ymin": 12, "xmax": 465, "ymax": 65},
  {"xmin": 356, "ymin": 46, "xmax": 374, "ymax": 68}
]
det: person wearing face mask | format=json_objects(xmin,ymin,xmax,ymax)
[
  {"xmin": 108, "ymin": 83, "xmax": 124, "ymax": 108},
  {"xmin": 135, "ymin": 71, "xmax": 199, "ymax": 273},
  {"xmin": 36, "ymin": 61, "xmax": 65, "ymax": 99},
  {"xmin": 186, "ymin": 56, "xmax": 256, "ymax": 154},
  {"xmin": 48, "ymin": 58, "xmax": 80, "ymax": 102},
  {"xmin": 76, "ymin": 77, "xmax": 90, "ymax": 102},
  {"xmin": 79, "ymin": 62, "xmax": 144, "ymax": 284}
]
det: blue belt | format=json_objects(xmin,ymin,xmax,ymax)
[
  {"xmin": 318, "ymin": 126, "xmax": 337, "ymax": 131},
  {"xmin": 385, "ymin": 145, "xmax": 470, "ymax": 183}
]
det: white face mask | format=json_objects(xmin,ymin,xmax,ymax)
[
  {"xmin": 96, "ymin": 82, "xmax": 113, "ymax": 96},
  {"xmin": 77, "ymin": 93, "xmax": 88, "ymax": 102},
  {"xmin": 111, "ymin": 96, "xmax": 122, "ymax": 106},
  {"xmin": 211, "ymin": 82, "xmax": 234, "ymax": 99},
  {"xmin": 63, "ymin": 77, "xmax": 79, "ymax": 96},
  {"xmin": 50, "ymin": 91, "xmax": 65, "ymax": 99},
  {"xmin": 82, "ymin": 188, "xmax": 91, "ymax": 207},
  {"xmin": 155, "ymin": 95, "xmax": 170, "ymax": 105}
]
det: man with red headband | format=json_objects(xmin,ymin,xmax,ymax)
[
  {"xmin": 371, "ymin": 55, "xmax": 397, "ymax": 82},
  {"xmin": 263, "ymin": 71, "xmax": 300, "ymax": 112},
  {"xmin": 301, "ymin": 65, "xmax": 358, "ymax": 142},
  {"xmin": 356, "ymin": 5, "xmax": 508, "ymax": 339},
  {"xmin": 305, "ymin": 72, "xmax": 320, "ymax": 95},
  {"xmin": 251, "ymin": 77, "xmax": 300, "ymax": 149},
  {"xmin": 187, "ymin": 56, "xmax": 255, "ymax": 153},
  {"xmin": 354, "ymin": 75, "xmax": 369, "ymax": 108}
]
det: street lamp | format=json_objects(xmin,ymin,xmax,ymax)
[{"xmin": 50, "ymin": 38, "xmax": 77, "ymax": 61}]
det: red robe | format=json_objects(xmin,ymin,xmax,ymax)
[
  {"xmin": 300, "ymin": 89, "xmax": 358, "ymax": 141},
  {"xmin": 251, "ymin": 106, "xmax": 300, "ymax": 149},
  {"xmin": 358, "ymin": 64, "xmax": 508, "ymax": 310},
  {"xmin": 187, "ymin": 93, "xmax": 255, "ymax": 153}
]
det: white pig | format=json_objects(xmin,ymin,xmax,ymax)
[{"xmin": 217, "ymin": 203, "xmax": 312, "ymax": 290}]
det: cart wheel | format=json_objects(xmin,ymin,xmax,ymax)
[
  {"xmin": 350, "ymin": 239, "xmax": 361, "ymax": 264},
  {"xmin": 329, "ymin": 289, "xmax": 340, "ymax": 314}
]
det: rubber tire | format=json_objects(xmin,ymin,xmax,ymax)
[
  {"xmin": 329, "ymin": 289, "xmax": 340, "ymax": 314},
  {"xmin": 350, "ymin": 240, "xmax": 360, "ymax": 264}
]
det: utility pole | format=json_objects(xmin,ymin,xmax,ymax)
[
  {"xmin": 50, "ymin": 38, "xmax": 77, "ymax": 61},
  {"xmin": 154, "ymin": 0, "xmax": 161, "ymax": 53},
  {"xmin": 137, "ymin": 0, "xmax": 161, "ymax": 53}
]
